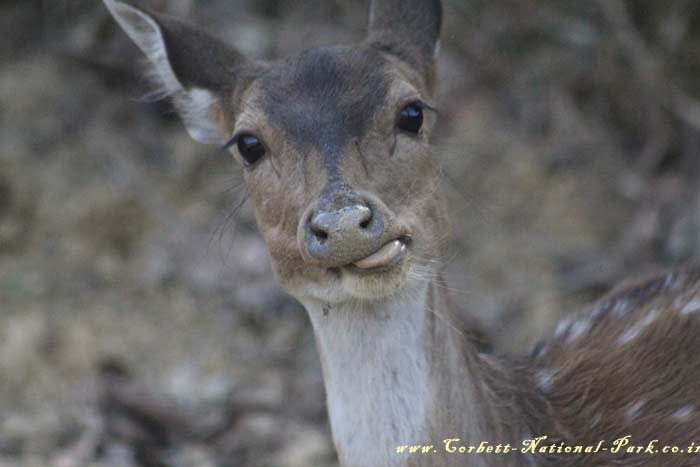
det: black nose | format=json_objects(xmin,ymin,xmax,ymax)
[{"xmin": 303, "ymin": 199, "xmax": 386, "ymax": 267}]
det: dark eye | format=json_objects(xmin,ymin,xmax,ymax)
[
  {"xmin": 397, "ymin": 102, "xmax": 424, "ymax": 134},
  {"xmin": 236, "ymin": 134, "xmax": 266, "ymax": 166}
]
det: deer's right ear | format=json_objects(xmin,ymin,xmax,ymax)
[
  {"xmin": 103, "ymin": 0, "xmax": 249, "ymax": 145},
  {"xmin": 367, "ymin": 0, "xmax": 442, "ymax": 83}
]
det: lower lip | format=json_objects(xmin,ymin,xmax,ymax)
[{"xmin": 351, "ymin": 239, "xmax": 408, "ymax": 272}]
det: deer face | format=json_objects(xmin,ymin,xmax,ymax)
[
  {"xmin": 235, "ymin": 47, "xmax": 449, "ymax": 303},
  {"xmin": 104, "ymin": 0, "xmax": 446, "ymax": 304}
]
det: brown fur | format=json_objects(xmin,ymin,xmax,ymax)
[
  {"xmin": 531, "ymin": 265, "xmax": 700, "ymax": 466},
  {"xmin": 405, "ymin": 267, "xmax": 700, "ymax": 466}
]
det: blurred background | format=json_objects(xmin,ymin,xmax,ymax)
[{"xmin": 1, "ymin": 0, "xmax": 700, "ymax": 465}]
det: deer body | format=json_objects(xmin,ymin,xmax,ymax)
[
  {"xmin": 103, "ymin": 1, "xmax": 700, "ymax": 465},
  {"xmin": 306, "ymin": 266, "xmax": 700, "ymax": 467}
]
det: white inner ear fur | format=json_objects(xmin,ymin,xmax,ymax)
[{"xmin": 103, "ymin": 0, "xmax": 225, "ymax": 145}]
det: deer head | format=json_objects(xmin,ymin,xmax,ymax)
[
  {"xmin": 104, "ymin": 4, "xmax": 700, "ymax": 466},
  {"xmin": 104, "ymin": 0, "xmax": 448, "ymax": 305}
]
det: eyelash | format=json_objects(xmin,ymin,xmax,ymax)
[{"xmin": 222, "ymin": 134, "xmax": 240, "ymax": 150}]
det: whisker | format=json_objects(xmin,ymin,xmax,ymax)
[{"xmin": 207, "ymin": 192, "xmax": 250, "ymax": 264}]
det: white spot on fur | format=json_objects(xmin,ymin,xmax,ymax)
[
  {"xmin": 590, "ymin": 305, "xmax": 604, "ymax": 319},
  {"xmin": 531, "ymin": 343, "xmax": 548, "ymax": 359},
  {"xmin": 612, "ymin": 299, "xmax": 631, "ymax": 317},
  {"xmin": 590, "ymin": 412, "xmax": 603, "ymax": 428},
  {"xmin": 663, "ymin": 273, "xmax": 677, "ymax": 288},
  {"xmin": 671, "ymin": 405, "xmax": 694, "ymax": 421},
  {"xmin": 681, "ymin": 298, "xmax": 700, "ymax": 315},
  {"xmin": 670, "ymin": 272, "xmax": 685, "ymax": 290},
  {"xmin": 617, "ymin": 308, "xmax": 660, "ymax": 346},
  {"xmin": 674, "ymin": 296, "xmax": 688, "ymax": 310},
  {"xmin": 566, "ymin": 318, "xmax": 590, "ymax": 344},
  {"xmin": 626, "ymin": 399, "xmax": 646, "ymax": 421},
  {"xmin": 554, "ymin": 317, "xmax": 572, "ymax": 339},
  {"xmin": 536, "ymin": 369, "xmax": 558, "ymax": 393}
]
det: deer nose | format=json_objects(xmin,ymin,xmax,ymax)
[
  {"xmin": 309, "ymin": 204, "xmax": 372, "ymax": 240},
  {"xmin": 303, "ymin": 201, "xmax": 386, "ymax": 268}
]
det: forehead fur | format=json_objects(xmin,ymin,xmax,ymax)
[{"xmin": 256, "ymin": 46, "xmax": 390, "ymax": 177}]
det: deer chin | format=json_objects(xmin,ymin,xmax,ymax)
[
  {"xmin": 283, "ymin": 243, "xmax": 416, "ymax": 304},
  {"xmin": 335, "ymin": 252, "xmax": 418, "ymax": 304},
  {"xmin": 339, "ymin": 261, "xmax": 415, "ymax": 301}
]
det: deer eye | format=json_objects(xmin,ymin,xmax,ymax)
[
  {"xmin": 235, "ymin": 134, "xmax": 266, "ymax": 166},
  {"xmin": 397, "ymin": 102, "xmax": 424, "ymax": 134}
]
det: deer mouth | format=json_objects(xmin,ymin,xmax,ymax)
[{"xmin": 350, "ymin": 237, "xmax": 409, "ymax": 272}]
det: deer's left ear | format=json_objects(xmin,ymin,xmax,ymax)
[
  {"xmin": 366, "ymin": 0, "xmax": 442, "ymax": 80},
  {"xmin": 104, "ymin": 0, "xmax": 250, "ymax": 145}
]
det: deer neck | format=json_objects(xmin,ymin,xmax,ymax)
[{"xmin": 302, "ymin": 277, "xmax": 537, "ymax": 466}]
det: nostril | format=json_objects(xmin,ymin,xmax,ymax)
[
  {"xmin": 358, "ymin": 204, "xmax": 373, "ymax": 230},
  {"xmin": 308, "ymin": 213, "xmax": 330, "ymax": 244},
  {"xmin": 359, "ymin": 215, "xmax": 372, "ymax": 229},
  {"xmin": 311, "ymin": 224, "xmax": 329, "ymax": 242}
]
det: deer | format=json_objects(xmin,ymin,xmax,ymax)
[{"xmin": 102, "ymin": 0, "xmax": 700, "ymax": 466}]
